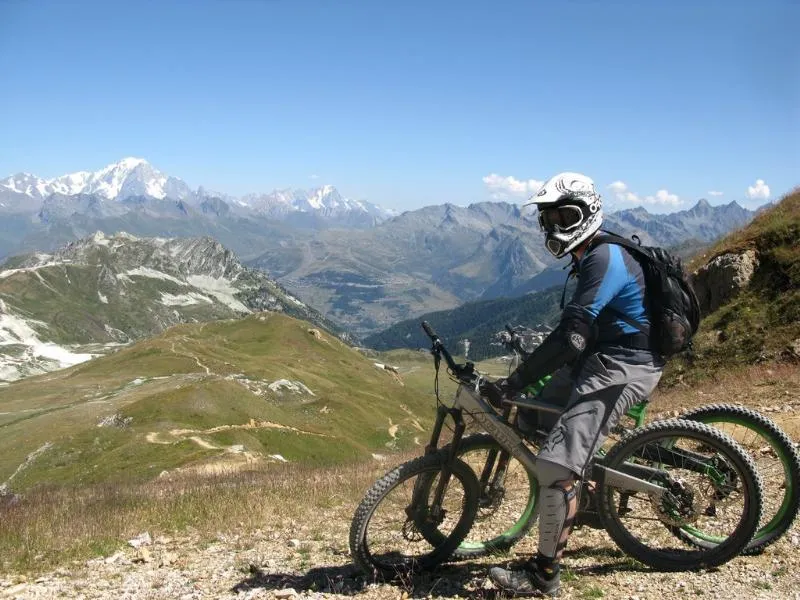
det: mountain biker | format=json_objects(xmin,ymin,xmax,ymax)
[{"xmin": 480, "ymin": 172, "xmax": 665, "ymax": 597}]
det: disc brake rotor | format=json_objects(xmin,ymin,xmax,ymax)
[{"xmin": 651, "ymin": 479, "xmax": 701, "ymax": 526}]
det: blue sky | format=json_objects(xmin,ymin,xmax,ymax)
[{"xmin": 0, "ymin": 0, "xmax": 796, "ymax": 213}]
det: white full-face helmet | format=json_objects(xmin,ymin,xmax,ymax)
[{"xmin": 524, "ymin": 172, "xmax": 603, "ymax": 258}]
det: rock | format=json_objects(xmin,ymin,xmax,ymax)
[
  {"xmin": 268, "ymin": 379, "xmax": 315, "ymax": 396},
  {"xmin": 104, "ymin": 551, "xmax": 126, "ymax": 564},
  {"xmin": 782, "ymin": 338, "xmax": 800, "ymax": 363},
  {"xmin": 692, "ymin": 250, "xmax": 758, "ymax": 314},
  {"xmin": 287, "ymin": 538, "xmax": 301, "ymax": 548},
  {"xmin": 3, "ymin": 583, "xmax": 28, "ymax": 595},
  {"xmin": 274, "ymin": 588, "xmax": 298, "ymax": 599},
  {"xmin": 136, "ymin": 547, "xmax": 152, "ymax": 563},
  {"xmin": 128, "ymin": 532, "xmax": 152, "ymax": 548}
]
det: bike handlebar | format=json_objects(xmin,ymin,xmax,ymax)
[
  {"xmin": 420, "ymin": 320, "xmax": 475, "ymax": 382},
  {"xmin": 501, "ymin": 323, "xmax": 531, "ymax": 358}
]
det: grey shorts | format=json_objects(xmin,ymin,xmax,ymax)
[{"xmin": 521, "ymin": 352, "xmax": 663, "ymax": 477}]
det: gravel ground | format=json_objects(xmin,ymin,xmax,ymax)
[{"xmin": 1, "ymin": 516, "xmax": 798, "ymax": 600}]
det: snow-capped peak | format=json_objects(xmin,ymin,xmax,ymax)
[
  {"xmin": 0, "ymin": 158, "xmax": 192, "ymax": 201},
  {"xmin": 1, "ymin": 159, "xmax": 396, "ymax": 224}
]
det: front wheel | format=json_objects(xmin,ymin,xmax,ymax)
[
  {"xmin": 349, "ymin": 453, "xmax": 480, "ymax": 579},
  {"xmin": 598, "ymin": 418, "xmax": 763, "ymax": 571}
]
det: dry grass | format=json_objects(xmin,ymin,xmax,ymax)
[
  {"xmin": 2, "ymin": 361, "xmax": 798, "ymax": 580},
  {"xmin": 0, "ymin": 451, "xmax": 417, "ymax": 575}
]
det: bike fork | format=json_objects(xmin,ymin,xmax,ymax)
[{"xmin": 412, "ymin": 405, "xmax": 467, "ymax": 518}]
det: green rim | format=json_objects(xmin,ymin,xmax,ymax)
[
  {"xmin": 457, "ymin": 448, "xmax": 539, "ymax": 552},
  {"xmin": 690, "ymin": 414, "xmax": 794, "ymax": 537}
]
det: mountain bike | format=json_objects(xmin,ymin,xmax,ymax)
[
  {"xmin": 445, "ymin": 325, "xmax": 800, "ymax": 560},
  {"xmin": 349, "ymin": 321, "xmax": 764, "ymax": 579}
]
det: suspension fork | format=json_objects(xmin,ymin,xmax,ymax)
[
  {"xmin": 478, "ymin": 405, "xmax": 515, "ymax": 493},
  {"xmin": 411, "ymin": 405, "xmax": 467, "ymax": 520}
]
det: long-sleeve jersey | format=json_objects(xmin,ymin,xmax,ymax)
[
  {"xmin": 508, "ymin": 235, "xmax": 659, "ymax": 389},
  {"xmin": 564, "ymin": 240, "xmax": 650, "ymax": 347}
]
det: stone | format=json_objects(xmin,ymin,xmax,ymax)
[
  {"xmin": 692, "ymin": 250, "xmax": 758, "ymax": 314},
  {"xmin": 128, "ymin": 532, "xmax": 152, "ymax": 548}
]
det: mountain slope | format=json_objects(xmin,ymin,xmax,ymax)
[
  {"xmin": 0, "ymin": 313, "xmax": 433, "ymax": 492},
  {"xmin": 0, "ymin": 231, "xmax": 338, "ymax": 382},
  {"xmin": 668, "ymin": 188, "xmax": 800, "ymax": 382},
  {"xmin": 249, "ymin": 199, "xmax": 754, "ymax": 335},
  {"xmin": 364, "ymin": 285, "xmax": 564, "ymax": 360}
]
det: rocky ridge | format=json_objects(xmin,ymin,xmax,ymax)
[{"xmin": 0, "ymin": 231, "xmax": 338, "ymax": 382}]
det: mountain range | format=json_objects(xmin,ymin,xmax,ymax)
[
  {"xmin": 0, "ymin": 231, "xmax": 339, "ymax": 383},
  {"xmin": 0, "ymin": 158, "xmax": 395, "ymax": 261},
  {"xmin": 0, "ymin": 158, "xmax": 758, "ymax": 335}
]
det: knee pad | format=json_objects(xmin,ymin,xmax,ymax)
[{"xmin": 538, "ymin": 478, "xmax": 579, "ymax": 561}]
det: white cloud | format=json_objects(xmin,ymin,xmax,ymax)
[
  {"xmin": 309, "ymin": 174, "xmax": 319, "ymax": 180},
  {"xmin": 482, "ymin": 173, "xmax": 544, "ymax": 199},
  {"xmin": 607, "ymin": 181, "xmax": 641, "ymax": 204},
  {"xmin": 644, "ymin": 189, "xmax": 681, "ymax": 206},
  {"xmin": 708, "ymin": 190, "xmax": 724, "ymax": 197},
  {"xmin": 607, "ymin": 181, "xmax": 681, "ymax": 207},
  {"xmin": 608, "ymin": 181, "xmax": 628, "ymax": 194},
  {"xmin": 746, "ymin": 179, "xmax": 770, "ymax": 200}
]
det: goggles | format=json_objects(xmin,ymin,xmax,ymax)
[{"xmin": 537, "ymin": 204, "xmax": 584, "ymax": 232}]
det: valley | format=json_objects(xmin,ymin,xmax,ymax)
[{"xmin": 0, "ymin": 163, "xmax": 796, "ymax": 600}]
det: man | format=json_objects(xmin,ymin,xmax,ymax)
[{"xmin": 481, "ymin": 172, "xmax": 665, "ymax": 597}]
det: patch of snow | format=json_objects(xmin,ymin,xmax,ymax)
[
  {"xmin": 159, "ymin": 291, "xmax": 213, "ymax": 307},
  {"xmin": 287, "ymin": 295, "xmax": 305, "ymax": 307},
  {"xmin": 0, "ymin": 303, "xmax": 94, "ymax": 382},
  {"xmin": 186, "ymin": 275, "xmax": 249, "ymax": 312},
  {"xmin": 91, "ymin": 231, "xmax": 110, "ymax": 246},
  {"xmin": 145, "ymin": 175, "xmax": 167, "ymax": 200},
  {"xmin": 125, "ymin": 267, "xmax": 185, "ymax": 286},
  {"xmin": 98, "ymin": 291, "xmax": 108, "ymax": 304}
]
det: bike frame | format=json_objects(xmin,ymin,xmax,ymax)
[{"xmin": 423, "ymin": 381, "xmax": 667, "ymax": 503}]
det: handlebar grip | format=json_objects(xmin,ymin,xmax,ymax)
[{"xmin": 421, "ymin": 321, "xmax": 438, "ymax": 340}]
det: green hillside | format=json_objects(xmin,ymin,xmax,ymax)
[
  {"xmin": 668, "ymin": 189, "xmax": 800, "ymax": 383},
  {"xmin": 0, "ymin": 313, "xmax": 437, "ymax": 492},
  {"xmin": 363, "ymin": 285, "xmax": 564, "ymax": 360}
]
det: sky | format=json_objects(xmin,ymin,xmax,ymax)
[{"xmin": 0, "ymin": 0, "xmax": 797, "ymax": 214}]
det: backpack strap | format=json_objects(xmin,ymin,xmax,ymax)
[
  {"xmin": 587, "ymin": 232, "xmax": 651, "ymax": 338},
  {"xmin": 589, "ymin": 231, "xmax": 649, "ymax": 259},
  {"xmin": 605, "ymin": 306, "xmax": 647, "ymax": 334}
]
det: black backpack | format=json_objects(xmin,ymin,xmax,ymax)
[{"xmin": 589, "ymin": 232, "xmax": 701, "ymax": 357}]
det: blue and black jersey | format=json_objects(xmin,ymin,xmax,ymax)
[
  {"xmin": 508, "ymin": 232, "xmax": 660, "ymax": 389},
  {"xmin": 564, "ymin": 240, "xmax": 650, "ymax": 348}
]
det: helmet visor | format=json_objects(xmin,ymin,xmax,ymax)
[{"xmin": 537, "ymin": 204, "xmax": 584, "ymax": 232}]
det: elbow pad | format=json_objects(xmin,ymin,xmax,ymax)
[
  {"xmin": 560, "ymin": 302, "xmax": 595, "ymax": 355},
  {"xmin": 507, "ymin": 306, "xmax": 594, "ymax": 389}
]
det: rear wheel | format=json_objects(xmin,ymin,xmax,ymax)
[
  {"xmin": 598, "ymin": 419, "xmax": 763, "ymax": 571},
  {"xmin": 440, "ymin": 434, "xmax": 539, "ymax": 559},
  {"xmin": 349, "ymin": 453, "xmax": 480, "ymax": 579},
  {"xmin": 680, "ymin": 404, "xmax": 800, "ymax": 554}
]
